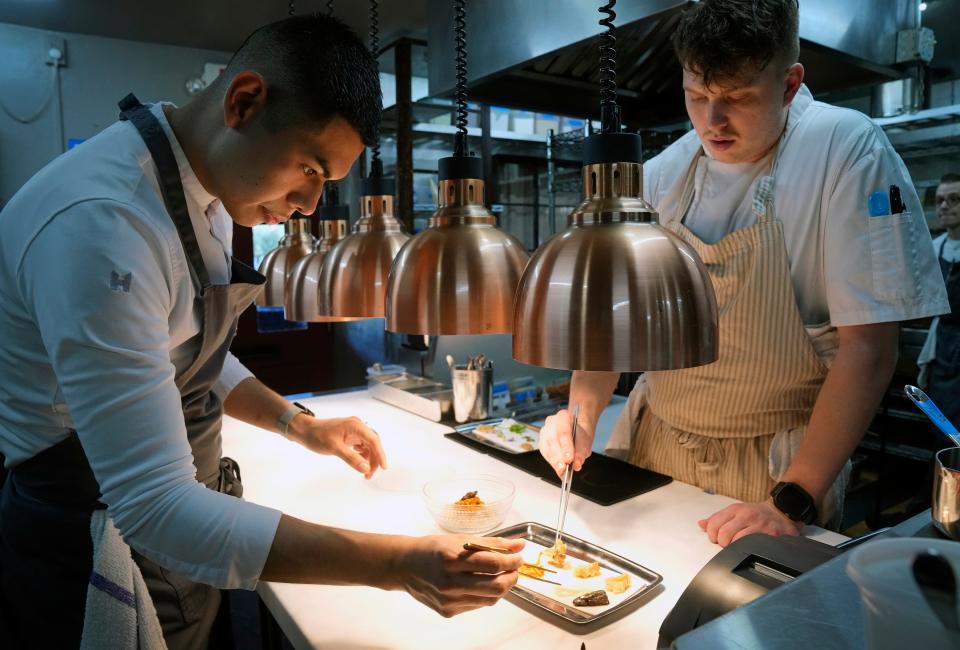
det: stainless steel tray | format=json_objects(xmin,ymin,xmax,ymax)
[
  {"xmin": 488, "ymin": 522, "xmax": 663, "ymax": 626},
  {"xmin": 367, "ymin": 372, "xmax": 452, "ymax": 422}
]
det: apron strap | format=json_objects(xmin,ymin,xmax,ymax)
[{"xmin": 118, "ymin": 93, "xmax": 212, "ymax": 293}]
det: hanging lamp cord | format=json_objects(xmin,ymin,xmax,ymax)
[
  {"xmin": 288, "ymin": 0, "xmax": 295, "ymax": 16},
  {"xmin": 452, "ymin": 0, "xmax": 469, "ymax": 155},
  {"xmin": 369, "ymin": 0, "xmax": 383, "ymax": 175},
  {"xmin": 327, "ymin": 0, "xmax": 334, "ymax": 15},
  {"xmin": 598, "ymin": 0, "xmax": 621, "ymax": 133}
]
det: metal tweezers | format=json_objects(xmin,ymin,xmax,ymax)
[{"xmin": 554, "ymin": 404, "xmax": 580, "ymax": 547}]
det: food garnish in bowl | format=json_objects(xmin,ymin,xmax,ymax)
[{"xmin": 454, "ymin": 491, "xmax": 483, "ymax": 506}]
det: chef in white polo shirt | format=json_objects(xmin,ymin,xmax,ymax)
[
  {"xmin": 0, "ymin": 14, "xmax": 522, "ymax": 650},
  {"xmin": 539, "ymin": 0, "xmax": 949, "ymax": 546}
]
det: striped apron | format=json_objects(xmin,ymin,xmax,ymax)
[{"xmin": 612, "ymin": 141, "xmax": 847, "ymax": 526}]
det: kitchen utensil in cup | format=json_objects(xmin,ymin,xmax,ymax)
[
  {"xmin": 934, "ymin": 447, "xmax": 960, "ymax": 541},
  {"xmin": 451, "ymin": 363, "xmax": 493, "ymax": 423}
]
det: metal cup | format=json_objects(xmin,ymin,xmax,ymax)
[
  {"xmin": 933, "ymin": 447, "xmax": 960, "ymax": 540},
  {"xmin": 451, "ymin": 363, "xmax": 493, "ymax": 423}
]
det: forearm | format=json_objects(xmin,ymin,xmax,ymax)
[
  {"xmin": 780, "ymin": 324, "xmax": 899, "ymax": 502},
  {"xmin": 570, "ymin": 370, "xmax": 620, "ymax": 434},
  {"xmin": 261, "ymin": 514, "xmax": 407, "ymax": 588},
  {"xmin": 223, "ymin": 376, "xmax": 303, "ymax": 436}
]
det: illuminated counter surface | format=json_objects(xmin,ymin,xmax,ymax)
[{"xmin": 220, "ymin": 388, "xmax": 845, "ymax": 649}]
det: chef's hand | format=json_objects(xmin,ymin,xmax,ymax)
[
  {"xmin": 539, "ymin": 408, "xmax": 594, "ymax": 478},
  {"xmin": 396, "ymin": 535, "xmax": 524, "ymax": 618},
  {"xmin": 698, "ymin": 500, "xmax": 802, "ymax": 547},
  {"xmin": 289, "ymin": 415, "xmax": 388, "ymax": 479}
]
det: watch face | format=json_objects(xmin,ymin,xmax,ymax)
[{"xmin": 775, "ymin": 483, "xmax": 813, "ymax": 521}]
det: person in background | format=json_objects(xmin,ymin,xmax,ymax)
[
  {"xmin": 918, "ymin": 173, "xmax": 960, "ymax": 424},
  {"xmin": 0, "ymin": 15, "xmax": 521, "ymax": 649},
  {"xmin": 538, "ymin": 0, "xmax": 949, "ymax": 547}
]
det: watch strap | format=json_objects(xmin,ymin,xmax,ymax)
[{"xmin": 277, "ymin": 401, "xmax": 315, "ymax": 439}]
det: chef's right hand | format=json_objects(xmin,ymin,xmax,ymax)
[
  {"xmin": 540, "ymin": 408, "xmax": 595, "ymax": 478},
  {"xmin": 397, "ymin": 535, "xmax": 524, "ymax": 618}
]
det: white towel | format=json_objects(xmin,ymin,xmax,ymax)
[{"xmin": 80, "ymin": 510, "xmax": 166, "ymax": 650}]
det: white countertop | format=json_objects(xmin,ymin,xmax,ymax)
[{"xmin": 220, "ymin": 389, "xmax": 845, "ymax": 650}]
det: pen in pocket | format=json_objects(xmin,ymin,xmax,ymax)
[{"xmin": 888, "ymin": 184, "xmax": 905, "ymax": 213}]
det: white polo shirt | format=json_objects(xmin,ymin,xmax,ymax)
[
  {"xmin": 0, "ymin": 103, "xmax": 280, "ymax": 590},
  {"xmin": 644, "ymin": 84, "xmax": 949, "ymax": 333}
]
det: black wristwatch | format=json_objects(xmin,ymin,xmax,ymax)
[{"xmin": 770, "ymin": 482, "xmax": 818, "ymax": 524}]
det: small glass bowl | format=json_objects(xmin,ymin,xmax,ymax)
[{"xmin": 422, "ymin": 475, "xmax": 515, "ymax": 534}]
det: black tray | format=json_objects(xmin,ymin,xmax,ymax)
[{"xmin": 444, "ymin": 431, "xmax": 672, "ymax": 506}]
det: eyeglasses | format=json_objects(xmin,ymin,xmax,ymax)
[{"xmin": 935, "ymin": 194, "xmax": 960, "ymax": 207}]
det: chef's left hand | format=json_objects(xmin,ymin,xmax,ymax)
[
  {"xmin": 290, "ymin": 415, "xmax": 389, "ymax": 479},
  {"xmin": 698, "ymin": 499, "xmax": 802, "ymax": 547}
]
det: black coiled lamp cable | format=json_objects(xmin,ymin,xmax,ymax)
[
  {"xmin": 598, "ymin": 0, "xmax": 621, "ymax": 134},
  {"xmin": 369, "ymin": 0, "xmax": 382, "ymax": 176},
  {"xmin": 288, "ymin": 0, "xmax": 295, "ymax": 17},
  {"xmin": 453, "ymin": 0, "xmax": 468, "ymax": 156}
]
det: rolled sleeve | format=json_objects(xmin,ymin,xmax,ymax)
[
  {"xmin": 824, "ymin": 138, "xmax": 949, "ymax": 326},
  {"xmin": 215, "ymin": 352, "xmax": 254, "ymax": 401},
  {"xmin": 18, "ymin": 201, "xmax": 280, "ymax": 589}
]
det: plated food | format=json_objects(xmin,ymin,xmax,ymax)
[
  {"xmin": 467, "ymin": 418, "xmax": 539, "ymax": 453},
  {"xmin": 519, "ymin": 540, "xmax": 633, "ymax": 612}
]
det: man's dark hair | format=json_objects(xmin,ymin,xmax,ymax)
[
  {"xmin": 941, "ymin": 173, "xmax": 960, "ymax": 184},
  {"xmin": 219, "ymin": 14, "xmax": 381, "ymax": 145},
  {"xmin": 672, "ymin": 0, "xmax": 800, "ymax": 87}
]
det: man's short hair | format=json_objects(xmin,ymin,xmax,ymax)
[
  {"xmin": 940, "ymin": 173, "xmax": 960, "ymax": 184},
  {"xmin": 220, "ymin": 14, "xmax": 381, "ymax": 145},
  {"xmin": 672, "ymin": 0, "xmax": 800, "ymax": 87}
]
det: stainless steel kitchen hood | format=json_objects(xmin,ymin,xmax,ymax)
[{"xmin": 427, "ymin": 0, "xmax": 921, "ymax": 125}]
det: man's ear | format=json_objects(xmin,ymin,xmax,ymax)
[
  {"xmin": 783, "ymin": 63, "xmax": 805, "ymax": 106},
  {"xmin": 222, "ymin": 70, "xmax": 268, "ymax": 129}
]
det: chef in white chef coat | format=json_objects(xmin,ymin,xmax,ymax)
[{"xmin": 539, "ymin": 0, "xmax": 948, "ymax": 546}]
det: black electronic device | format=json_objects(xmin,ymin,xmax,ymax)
[
  {"xmin": 444, "ymin": 430, "xmax": 671, "ymax": 506},
  {"xmin": 657, "ymin": 533, "xmax": 842, "ymax": 648}
]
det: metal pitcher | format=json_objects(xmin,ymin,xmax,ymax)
[
  {"xmin": 933, "ymin": 447, "xmax": 960, "ymax": 540},
  {"xmin": 451, "ymin": 363, "xmax": 493, "ymax": 423}
]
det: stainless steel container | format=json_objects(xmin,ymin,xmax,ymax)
[
  {"xmin": 451, "ymin": 364, "xmax": 493, "ymax": 423},
  {"xmin": 933, "ymin": 447, "xmax": 960, "ymax": 540}
]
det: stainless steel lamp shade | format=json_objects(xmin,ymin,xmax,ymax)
[
  {"xmin": 284, "ymin": 216, "xmax": 351, "ymax": 322},
  {"xmin": 512, "ymin": 160, "xmax": 718, "ymax": 371},
  {"xmin": 316, "ymin": 191, "xmax": 410, "ymax": 319},
  {"xmin": 256, "ymin": 216, "xmax": 316, "ymax": 307},
  {"xmin": 385, "ymin": 176, "xmax": 530, "ymax": 335}
]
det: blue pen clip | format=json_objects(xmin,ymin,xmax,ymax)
[
  {"xmin": 904, "ymin": 385, "xmax": 960, "ymax": 446},
  {"xmin": 868, "ymin": 191, "xmax": 891, "ymax": 217}
]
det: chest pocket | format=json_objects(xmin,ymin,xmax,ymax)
[{"xmin": 868, "ymin": 211, "xmax": 919, "ymax": 301}]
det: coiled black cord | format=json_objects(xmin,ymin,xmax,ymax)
[
  {"xmin": 288, "ymin": 0, "xmax": 295, "ymax": 16},
  {"xmin": 453, "ymin": 0, "xmax": 468, "ymax": 155},
  {"xmin": 598, "ymin": 0, "xmax": 621, "ymax": 133},
  {"xmin": 369, "ymin": 0, "xmax": 382, "ymax": 173},
  {"xmin": 327, "ymin": 0, "xmax": 334, "ymax": 15}
]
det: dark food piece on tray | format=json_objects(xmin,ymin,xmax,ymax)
[{"xmin": 572, "ymin": 590, "xmax": 610, "ymax": 607}]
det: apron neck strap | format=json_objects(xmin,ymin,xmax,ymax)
[
  {"xmin": 118, "ymin": 93, "xmax": 212, "ymax": 292},
  {"xmin": 667, "ymin": 125, "xmax": 788, "ymax": 229}
]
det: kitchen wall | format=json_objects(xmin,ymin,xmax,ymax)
[{"xmin": 0, "ymin": 21, "xmax": 229, "ymax": 207}]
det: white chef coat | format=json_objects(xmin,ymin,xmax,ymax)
[
  {"xmin": 0, "ymin": 102, "xmax": 280, "ymax": 590},
  {"xmin": 644, "ymin": 85, "xmax": 949, "ymax": 346}
]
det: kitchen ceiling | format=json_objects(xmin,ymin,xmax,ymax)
[{"xmin": 0, "ymin": 0, "xmax": 429, "ymax": 53}]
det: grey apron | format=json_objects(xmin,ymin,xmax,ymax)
[
  {"xmin": 926, "ymin": 237, "xmax": 960, "ymax": 423},
  {"xmin": 0, "ymin": 94, "xmax": 264, "ymax": 650}
]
